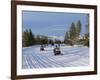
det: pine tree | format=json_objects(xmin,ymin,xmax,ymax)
[
  {"xmin": 28, "ymin": 29, "xmax": 34, "ymax": 45},
  {"xmin": 22, "ymin": 29, "xmax": 34, "ymax": 47},
  {"xmin": 64, "ymin": 32, "xmax": 69, "ymax": 44},
  {"xmin": 84, "ymin": 14, "xmax": 89, "ymax": 47},
  {"xmin": 22, "ymin": 29, "xmax": 30, "ymax": 47},
  {"xmin": 41, "ymin": 36, "xmax": 48, "ymax": 45},
  {"xmin": 69, "ymin": 22, "xmax": 77, "ymax": 41},
  {"xmin": 35, "ymin": 35, "xmax": 41, "ymax": 44},
  {"xmin": 76, "ymin": 20, "xmax": 81, "ymax": 39},
  {"xmin": 86, "ymin": 14, "xmax": 89, "ymax": 34}
]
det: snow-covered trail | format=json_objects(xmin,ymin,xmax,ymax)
[{"xmin": 22, "ymin": 45, "xmax": 89, "ymax": 69}]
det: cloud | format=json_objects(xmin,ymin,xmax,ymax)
[
  {"xmin": 45, "ymin": 24, "xmax": 69, "ymax": 32},
  {"xmin": 51, "ymin": 24, "xmax": 67, "ymax": 27},
  {"xmin": 51, "ymin": 28, "xmax": 66, "ymax": 31},
  {"xmin": 50, "ymin": 24, "xmax": 68, "ymax": 28}
]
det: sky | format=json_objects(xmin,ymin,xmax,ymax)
[{"xmin": 22, "ymin": 11, "xmax": 88, "ymax": 39}]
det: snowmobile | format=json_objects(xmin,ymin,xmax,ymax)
[
  {"xmin": 40, "ymin": 45, "xmax": 45, "ymax": 51},
  {"xmin": 53, "ymin": 46, "xmax": 61, "ymax": 56}
]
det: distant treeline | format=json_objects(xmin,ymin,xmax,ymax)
[{"xmin": 22, "ymin": 29, "xmax": 62, "ymax": 47}]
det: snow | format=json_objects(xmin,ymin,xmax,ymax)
[{"xmin": 22, "ymin": 45, "xmax": 89, "ymax": 69}]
